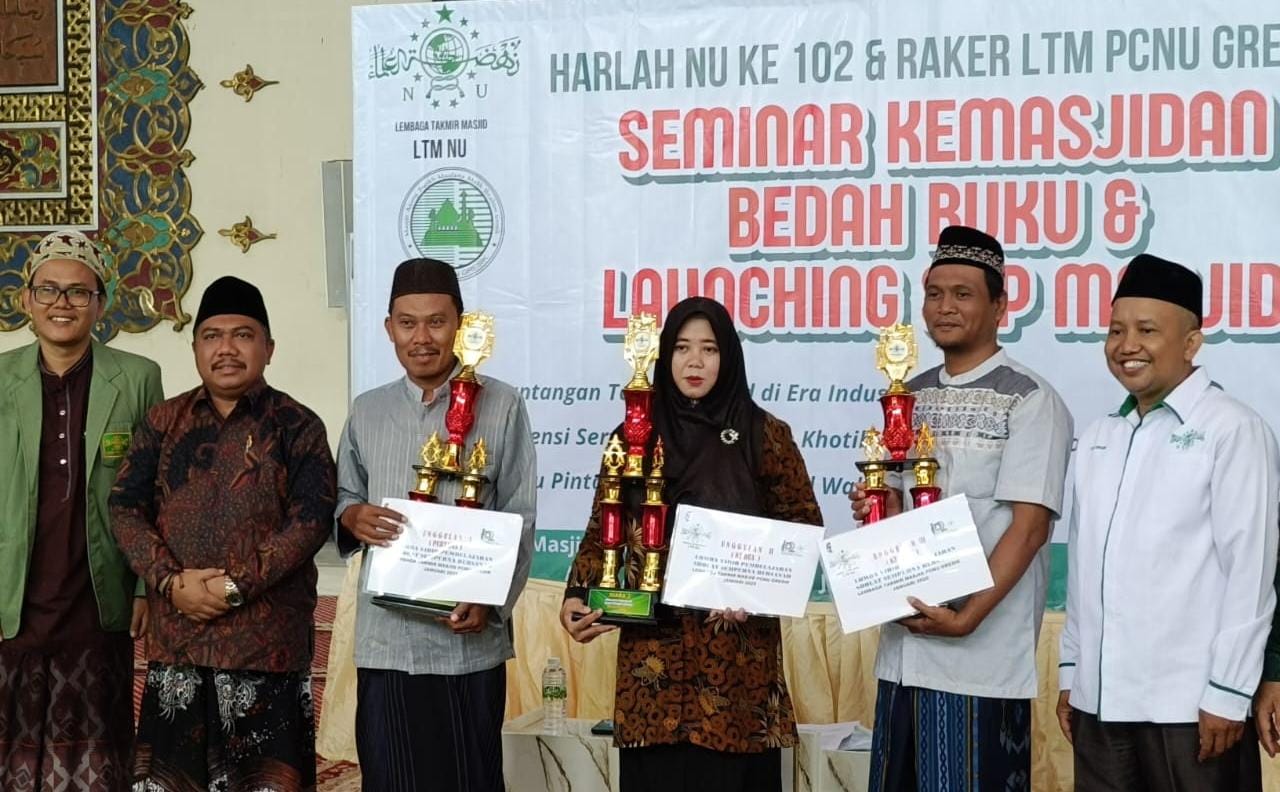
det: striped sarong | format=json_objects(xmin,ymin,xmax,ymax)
[{"xmin": 868, "ymin": 679, "xmax": 1031, "ymax": 792}]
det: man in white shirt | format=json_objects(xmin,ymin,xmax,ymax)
[
  {"xmin": 1058, "ymin": 253, "xmax": 1280, "ymax": 791},
  {"xmin": 851, "ymin": 225, "xmax": 1074, "ymax": 791}
]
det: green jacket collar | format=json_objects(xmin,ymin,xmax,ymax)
[{"xmin": 7, "ymin": 340, "xmax": 125, "ymax": 474}]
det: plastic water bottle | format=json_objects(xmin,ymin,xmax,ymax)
[{"xmin": 542, "ymin": 656, "xmax": 567, "ymax": 735}]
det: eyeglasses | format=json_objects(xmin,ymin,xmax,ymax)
[{"xmin": 29, "ymin": 285, "xmax": 100, "ymax": 308}]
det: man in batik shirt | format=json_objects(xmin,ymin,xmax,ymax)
[{"xmin": 111, "ymin": 276, "xmax": 336, "ymax": 791}]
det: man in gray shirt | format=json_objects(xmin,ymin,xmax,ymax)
[{"xmin": 336, "ymin": 257, "xmax": 537, "ymax": 792}]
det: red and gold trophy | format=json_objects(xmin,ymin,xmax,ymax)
[
  {"xmin": 621, "ymin": 314, "xmax": 659, "ymax": 478},
  {"xmin": 876, "ymin": 323, "xmax": 918, "ymax": 461},
  {"xmin": 586, "ymin": 314, "xmax": 665, "ymax": 624},
  {"xmin": 858, "ymin": 428, "xmax": 892, "ymax": 523},
  {"xmin": 855, "ymin": 323, "xmax": 943, "ymax": 521},
  {"xmin": 588, "ymin": 436, "xmax": 627, "ymax": 591},
  {"xmin": 439, "ymin": 312, "xmax": 495, "ymax": 473},
  {"xmin": 409, "ymin": 432, "xmax": 490, "ymax": 508},
  {"xmin": 455, "ymin": 439, "xmax": 488, "ymax": 509},
  {"xmin": 406, "ymin": 311, "xmax": 495, "ymax": 501},
  {"xmin": 638, "ymin": 439, "xmax": 669, "ymax": 594},
  {"xmin": 409, "ymin": 432, "xmax": 445, "ymax": 503},
  {"xmin": 909, "ymin": 424, "xmax": 942, "ymax": 508}
]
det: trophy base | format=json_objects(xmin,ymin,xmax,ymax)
[
  {"xmin": 587, "ymin": 587, "xmax": 658, "ymax": 625},
  {"xmin": 371, "ymin": 594, "xmax": 457, "ymax": 616}
]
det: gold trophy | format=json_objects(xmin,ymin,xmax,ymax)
[
  {"xmin": 586, "ymin": 435, "xmax": 664, "ymax": 625},
  {"xmin": 638, "ymin": 438, "xmax": 668, "ymax": 594},
  {"xmin": 874, "ymin": 323, "xmax": 919, "ymax": 461},
  {"xmin": 858, "ymin": 428, "xmax": 892, "ymax": 523},
  {"xmin": 584, "ymin": 314, "xmax": 667, "ymax": 624},
  {"xmin": 588, "ymin": 436, "xmax": 627, "ymax": 593},
  {"xmin": 440, "ymin": 312, "xmax": 495, "ymax": 473},
  {"xmin": 621, "ymin": 315, "xmax": 660, "ymax": 478},
  {"xmin": 910, "ymin": 424, "xmax": 942, "ymax": 507},
  {"xmin": 386, "ymin": 438, "xmax": 488, "ymax": 616},
  {"xmin": 409, "ymin": 432, "xmax": 445, "ymax": 502},
  {"xmin": 455, "ymin": 439, "xmax": 489, "ymax": 509},
  {"xmin": 399, "ymin": 440, "xmax": 489, "ymax": 615},
  {"xmin": 855, "ymin": 323, "xmax": 945, "ymax": 521},
  {"xmin": 408, "ymin": 312, "xmax": 496, "ymax": 497}
]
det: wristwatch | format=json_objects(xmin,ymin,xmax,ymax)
[{"xmin": 224, "ymin": 578, "xmax": 245, "ymax": 608}]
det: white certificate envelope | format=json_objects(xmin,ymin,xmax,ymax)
[
  {"xmin": 821, "ymin": 494, "xmax": 993, "ymax": 634},
  {"xmin": 661, "ymin": 504, "xmax": 821, "ymax": 618},
  {"xmin": 363, "ymin": 497, "xmax": 522, "ymax": 607}
]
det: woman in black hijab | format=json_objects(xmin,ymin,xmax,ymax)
[{"xmin": 562, "ymin": 297, "xmax": 823, "ymax": 792}]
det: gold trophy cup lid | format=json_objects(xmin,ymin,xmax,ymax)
[
  {"xmin": 454, "ymin": 311, "xmax": 496, "ymax": 372},
  {"xmin": 876, "ymin": 323, "xmax": 918, "ymax": 391},
  {"xmin": 623, "ymin": 313, "xmax": 660, "ymax": 390}
]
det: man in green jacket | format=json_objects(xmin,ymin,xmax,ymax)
[{"xmin": 0, "ymin": 230, "xmax": 163, "ymax": 792}]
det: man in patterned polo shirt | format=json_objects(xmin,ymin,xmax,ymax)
[{"xmin": 851, "ymin": 225, "xmax": 1075, "ymax": 791}]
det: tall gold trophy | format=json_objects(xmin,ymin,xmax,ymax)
[
  {"xmin": 406, "ymin": 312, "xmax": 494, "ymax": 507},
  {"xmin": 855, "ymin": 324, "xmax": 941, "ymax": 522},
  {"xmin": 621, "ymin": 314, "xmax": 659, "ymax": 477},
  {"xmin": 440, "ymin": 312, "xmax": 495, "ymax": 475},
  {"xmin": 586, "ymin": 315, "xmax": 666, "ymax": 624}
]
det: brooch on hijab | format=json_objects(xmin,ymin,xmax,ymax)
[{"xmin": 720, "ymin": 428, "xmax": 739, "ymax": 445}]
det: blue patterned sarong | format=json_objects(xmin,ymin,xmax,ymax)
[{"xmin": 868, "ymin": 680, "xmax": 1031, "ymax": 792}]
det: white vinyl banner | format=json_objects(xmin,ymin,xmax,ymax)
[{"xmin": 352, "ymin": 0, "xmax": 1280, "ymax": 597}]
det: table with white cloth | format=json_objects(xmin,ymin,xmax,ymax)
[{"xmin": 500, "ymin": 712, "xmax": 619, "ymax": 792}]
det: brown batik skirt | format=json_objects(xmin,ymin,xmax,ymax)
[
  {"xmin": 131, "ymin": 662, "xmax": 315, "ymax": 792},
  {"xmin": 0, "ymin": 635, "xmax": 135, "ymax": 792}
]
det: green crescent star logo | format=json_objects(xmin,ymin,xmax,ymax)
[
  {"xmin": 366, "ymin": 12, "xmax": 521, "ymax": 103},
  {"xmin": 1170, "ymin": 428, "xmax": 1206, "ymax": 450}
]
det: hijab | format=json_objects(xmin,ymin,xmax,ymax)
[{"xmin": 648, "ymin": 297, "xmax": 766, "ymax": 519}]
